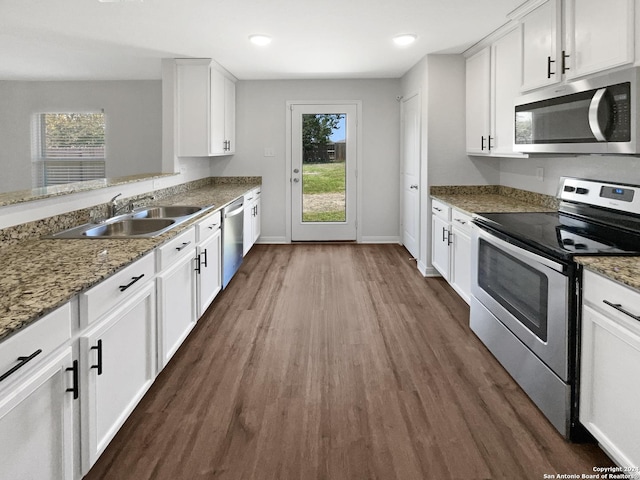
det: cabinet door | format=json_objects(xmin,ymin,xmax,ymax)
[
  {"xmin": 197, "ymin": 229, "xmax": 222, "ymax": 317},
  {"xmin": 243, "ymin": 193, "xmax": 255, "ymax": 256},
  {"xmin": 81, "ymin": 283, "xmax": 156, "ymax": 471},
  {"xmin": 209, "ymin": 68, "xmax": 226, "ymax": 155},
  {"xmin": 176, "ymin": 59, "xmax": 211, "ymax": 157},
  {"xmin": 491, "ymin": 26, "xmax": 523, "ymax": 156},
  {"xmin": 0, "ymin": 347, "xmax": 75, "ymax": 480},
  {"xmin": 521, "ymin": 0, "xmax": 561, "ymax": 91},
  {"xmin": 466, "ymin": 47, "xmax": 491, "ymax": 155},
  {"xmin": 224, "ymin": 77, "xmax": 236, "ymax": 154},
  {"xmin": 565, "ymin": 0, "xmax": 634, "ymax": 79},
  {"xmin": 580, "ymin": 305, "xmax": 640, "ymax": 468},
  {"xmin": 252, "ymin": 196, "xmax": 261, "ymax": 245},
  {"xmin": 157, "ymin": 251, "xmax": 197, "ymax": 369},
  {"xmin": 431, "ymin": 215, "xmax": 450, "ymax": 280},
  {"xmin": 449, "ymin": 225, "xmax": 471, "ymax": 304}
]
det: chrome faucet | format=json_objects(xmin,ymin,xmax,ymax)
[
  {"xmin": 108, "ymin": 193, "xmax": 156, "ymax": 218},
  {"xmin": 107, "ymin": 193, "xmax": 123, "ymax": 218}
]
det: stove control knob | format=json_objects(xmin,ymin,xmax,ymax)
[
  {"xmin": 576, "ymin": 187, "xmax": 589, "ymax": 195},
  {"xmin": 563, "ymin": 185, "xmax": 576, "ymax": 192},
  {"xmin": 562, "ymin": 238, "xmax": 575, "ymax": 245},
  {"xmin": 574, "ymin": 243, "xmax": 588, "ymax": 249}
]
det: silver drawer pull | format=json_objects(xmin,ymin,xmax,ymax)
[
  {"xmin": 603, "ymin": 300, "xmax": 640, "ymax": 321},
  {"xmin": 454, "ymin": 218, "xmax": 467, "ymax": 224},
  {"xmin": 433, "ymin": 207, "xmax": 442, "ymax": 212},
  {"xmin": 207, "ymin": 223, "xmax": 219, "ymax": 230},
  {"xmin": 0, "ymin": 349, "xmax": 42, "ymax": 382},
  {"xmin": 175, "ymin": 241, "xmax": 192, "ymax": 251}
]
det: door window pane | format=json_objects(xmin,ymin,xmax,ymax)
[{"xmin": 301, "ymin": 113, "xmax": 346, "ymax": 223}]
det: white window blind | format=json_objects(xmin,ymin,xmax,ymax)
[{"xmin": 32, "ymin": 112, "xmax": 106, "ymax": 187}]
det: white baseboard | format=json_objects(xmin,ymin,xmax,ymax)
[
  {"xmin": 360, "ymin": 236, "xmax": 401, "ymax": 244},
  {"xmin": 255, "ymin": 236, "xmax": 287, "ymax": 244},
  {"xmin": 422, "ymin": 265, "xmax": 440, "ymax": 277}
]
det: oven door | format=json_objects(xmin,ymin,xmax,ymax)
[{"xmin": 471, "ymin": 226, "xmax": 569, "ymax": 381}]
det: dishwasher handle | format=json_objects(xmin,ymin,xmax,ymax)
[{"xmin": 225, "ymin": 205, "xmax": 244, "ymax": 218}]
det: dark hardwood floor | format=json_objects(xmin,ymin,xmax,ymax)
[{"xmin": 86, "ymin": 244, "xmax": 613, "ymax": 480}]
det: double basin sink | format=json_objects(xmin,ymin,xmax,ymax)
[{"xmin": 51, "ymin": 205, "xmax": 214, "ymax": 239}]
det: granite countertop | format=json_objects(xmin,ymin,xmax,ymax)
[
  {"xmin": 0, "ymin": 181, "xmax": 260, "ymax": 343},
  {"xmin": 430, "ymin": 185, "xmax": 640, "ymax": 293},
  {"xmin": 575, "ymin": 256, "xmax": 640, "ymax": 291}
]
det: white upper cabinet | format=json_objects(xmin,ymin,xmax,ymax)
[
  {"xmin": 491, "ymin": 26, "xmax": 524, "ymax": 156},
  {"xmin": 564, "ymin": 0, "xmax": 635, "ymax": 80},
  {"xmin": 466, "ymin": 25, "xmax": 524, "ymax": 157},
  {"xmin": 465, "ymin": 47, "xmax": 491, "ymax": 155},
  {"xmin": 175, "ymin": 59, "xmax": 236, "ymax": 157},
  {"xmin": 519, "ymin": 0, "xmax": 562, "ymax": 92}
]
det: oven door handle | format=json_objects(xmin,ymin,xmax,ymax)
[{"xmin": 475, "ymin": 226, "xmax": 565, "ymax": 273}]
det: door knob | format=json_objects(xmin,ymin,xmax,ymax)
[
  {"xmin": 410, "ymin": 184, "xmax": 418, "ymax": 189},
  {"xmin": 293, "ymin": 168, "xmax": 300, "ymax": 173},
  {"xmin": 293, "ymin": 178, "xmax": 300, "ymax": 183}
]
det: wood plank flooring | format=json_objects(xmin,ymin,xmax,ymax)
[{"xmin": 86, "ymin": 244, "xmax": 613, "ymax": 480}]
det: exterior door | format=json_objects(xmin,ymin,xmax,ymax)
[
  {"xmin": 401, "ymin": 93, "xmax": 420, "ymax": 258},
  {"xmin": 291, "ymin": 104, "xmax": 357, "ymax": 241}
]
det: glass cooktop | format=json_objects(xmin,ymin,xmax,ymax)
[{"xmin": 474, "ymin": 211, "xmax": 640, "ymax": 261}]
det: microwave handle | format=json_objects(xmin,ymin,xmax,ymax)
[{"xmin": 588, "ymin": 88, "xmax": 609, "ymax": 142}]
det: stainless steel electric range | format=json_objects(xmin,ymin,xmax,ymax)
[{"xmin": 470, "ymin": 177, "xmax": 640, "ymax": 440}]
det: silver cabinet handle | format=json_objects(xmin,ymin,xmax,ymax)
[
  {"xmin": 433, "ymin": 207, "xmax": 442, "ymax": 212},
  {"xmin": 603, "ymin": 300, "xmax": 640, "ymax": 321},
  {"xmin": 410, "ymin": 184, "xmax": 418, "ymax": 189},
  {"xmin": 454, "ymin": 218, "xmax": 467, "ymax": 225}
]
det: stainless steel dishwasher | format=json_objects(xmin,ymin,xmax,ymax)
[{"xmin": 222, "ymin": 197, "xmax": 244, "ymax": 288}]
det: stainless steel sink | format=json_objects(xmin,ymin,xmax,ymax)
[
  {"xmin": 132, "ymin": 205, "xmax": 204, "ymax": 219},
  {"xmin": 48, "ymin": 204, "xmax": 215, "ymax": 239},
  {"xmin": 82, "ymin": 219, "xmax": 175, "ymax": 237}
]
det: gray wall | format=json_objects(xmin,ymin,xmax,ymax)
[
  {"xmin": 209, "ymin": 78, "xmax": 402, "ymax": 242},
  {"xmin": 499, "ymin": 155, "xmax": 640, "ymax": 195},
  {"xmin": 0, "ymin": 80, "xmax": 162, "ymax": 193}
]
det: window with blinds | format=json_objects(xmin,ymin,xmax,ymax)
[{"xmin": 32, "ymin": 112, "xmax": 106, "ymax": 187}]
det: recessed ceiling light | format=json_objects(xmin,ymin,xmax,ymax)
[
  {"xmin": 393, "ymin": 34, "xmax": 417, "ymax": 47},
  {"xmin": 249, "ymin": 35, "xmax": 272, "ymax": 46}
]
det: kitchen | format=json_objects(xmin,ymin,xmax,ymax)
[{"xmin": 1, "ymin": 0, "xmax": 639, "ymax": 478}]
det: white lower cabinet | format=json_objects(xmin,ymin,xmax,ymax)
[
  {"xmin": 431, "ymin": 198, "xmax": 472, "ymax": 304},
  {"xmin": 80, "ymin": 282, "xmax": 156, "ymax": 473},
  {"xmin": 449, "ymin": 210, "xmax": 472, "ymax": 304},
  {"xmin": 0, "ymin": 346, "xmax": 76, "ymax": 480},
  {"xmin": 156, "ymin": 228, "xmax": 197, "ymax": 369},
  {"xmin": 243, "ymin": 187, "xmax": 262, "ymax": 256},
  {"xmin": 580, "ymin": 270, "xmax": 640, "ymax": 470},
  {"xmin": 431, "ymin": 199, "xmax": 451, "ymax": 281},
  {"xmin": 195, "ymin": 211, "xmax": 222, "ymax": 317}
]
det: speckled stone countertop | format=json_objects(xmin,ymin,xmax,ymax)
[
  {"xmin": 430, "ymin": 185, "xmax": 640, "ymax": 292},
  {"xmin": 430, "ymin": 185, "xmax": 558, "ymax": 215},
  {"xmin": 0, "ymin": 172, "xmax": 177, "ymax": 208},
  {"xmin": 575, "ymin": 257, "xmax": 640, "ymax": 291},
  {"xmin": 0, "ymin": 181, "xmax": 260, "ymax": 343}
]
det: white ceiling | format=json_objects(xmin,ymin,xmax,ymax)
[{"xmin": 0, "ymin": 0, "xmax": 524, "ymax": 81}]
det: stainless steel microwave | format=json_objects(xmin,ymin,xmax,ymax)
[{"xmin": 514, "ymin": 67, "xmax": 640, "ymax": 154}]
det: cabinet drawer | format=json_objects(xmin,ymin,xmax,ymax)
[
  {"xmin": 451, "ymin": 209, "xmax": 472, "ymax": 233},
  {"xmin": 583, "ymin": 270, "xmax": 640, "ymax": 333},
  {"xmin": 195, "ymin": 211, "xmax": 221, "ymax": 243},
  {"xmin": 431, "ymin": 199, "xmax": 451, "ymax": 221},
  {"xmin": 157, "ymin": 227, "xmax": 196, "ymax": 270},
  {"xmin": 80, "ymin": 253, "xmax": 155, "ymax": 326},
  {"xmin": 0, "ymin": 302, "xmax": 72, "ymax": 389}
]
